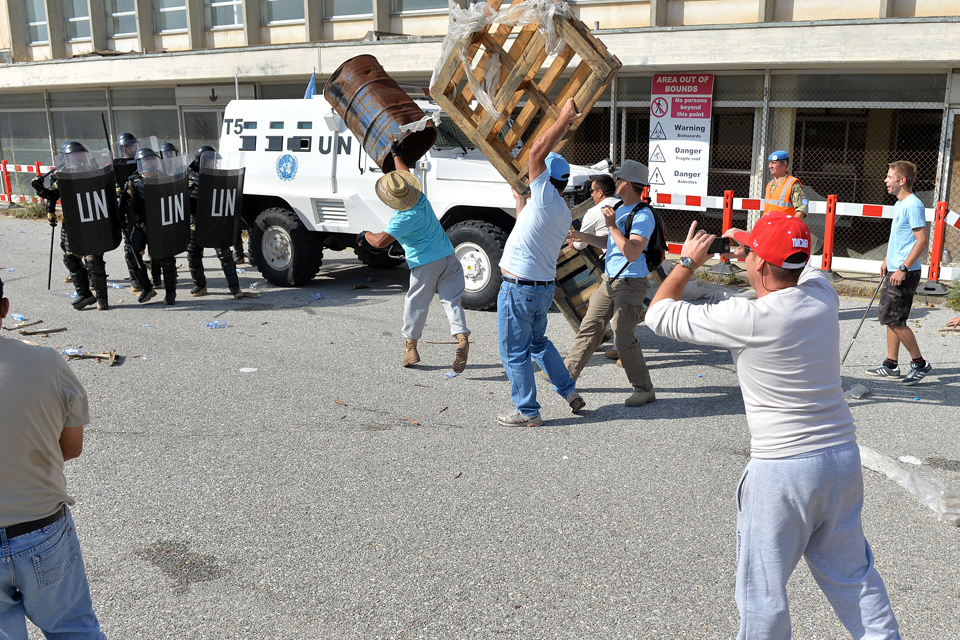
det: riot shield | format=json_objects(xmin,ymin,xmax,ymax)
[
  {"xmin": 143, "ymin": 155, "xmax": 191, "ymax": 258},
  {"xmin": 113, "ymin": 135, "xmax": 159, "ymax": 186},
  {"xmin": 55, "ymin": 149, "xmax": 122, "ymax": 255},
  {"xmin": 194, "ymin": 152, "xmax": 245, "ymax": 249}
]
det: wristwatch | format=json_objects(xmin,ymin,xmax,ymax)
[
  {"xmin": 898, "ymin": 264, "xmax": 908, "ymax": 273},
  {"xmin": 677, "ymin": 257, "xmax": 696, "ymax": 273}
]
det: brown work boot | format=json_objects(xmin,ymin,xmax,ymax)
[
  {"xmin": 403, "ymin": 339, "xmax": 421, "ymax": 367},
  {"xmin": 605, "ymin": 349, "xmax": 619, "ymax": 360},
  {"xmin": 452, "ymin": 333, "xmax": 469, "ymax": 373}
]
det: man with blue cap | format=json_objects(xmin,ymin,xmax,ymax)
[
  {"xmin": 496, "ymin": 98, "xmax": 586, "ymax": 427},
  {"xmin": 764, "ymin": 150, "xmax": 808, "ymax": 219}
]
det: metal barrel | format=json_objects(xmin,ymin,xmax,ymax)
[{"xmin": 322, "ymin": 55, "xmax": 437, "ymax": 173}]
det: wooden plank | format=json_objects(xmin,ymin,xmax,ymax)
[
  {"xmin": 553, "ymin": 291, "xmax": 583, "ymax": 333},
  {"xmin": 569, "ymin": 282, "xmax": 599, "ymax": 307},
  {"xmin": 502, "ymin": 46, "xmax": 575, "ymax": 149},
  {"xmin": 556, "ymin": 256, "xmax": 586, "ymax": 281}
]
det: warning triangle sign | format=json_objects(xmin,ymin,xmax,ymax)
[
  {"xmin": 649, "ymin": 167, "xmax": 666, "ymax": 185},
  {"xmin": 650, "ymin": 145, "xmax": 666, "ymax": 163},
  {"xmin": 650, "ymin": 122, "xmax": 667, "ymax": 140}
]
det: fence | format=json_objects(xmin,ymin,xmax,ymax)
[{"xmin": 0, "ymin": 160, "xmax": 49, "ymax": 204}]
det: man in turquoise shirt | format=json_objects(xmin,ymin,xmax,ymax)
[
  {"xmin": 359, "ymin": 151, "xmax": 470, "ymax": 373},
  {"xmin": 866, "ymin": 160, "xmax": 931, "ymax": 385}
]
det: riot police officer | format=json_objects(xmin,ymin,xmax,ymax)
[
  {"xmin": 186, "ymin": 145, "xmax": 242, "ymax": 297},
  {"xmin": 31, "ymin": 142, "xmax": 109, "ymax": 310},
  {"xmin": 114, "ymin": 132, "xmax": 146, "ymax": 291},
  {"xmin": 159, "ymin": 142, "xmax": 178, "ymax": 159},
  {"xmin": 118, "ymin": 148, "xmax": 171, "ymax": 304}
]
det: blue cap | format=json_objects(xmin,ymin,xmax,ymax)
[
  {"xmin": 768, "ymin": 150, "xmax": 789, "ymax": 162},
  {"xmin": 545, "ymin": 152, "xmax": 570, "ymax": 180}
]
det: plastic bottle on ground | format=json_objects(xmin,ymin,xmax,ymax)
[
  {"xmin": 10, "ymin": 313, "xmax": 24, "ymax": 322},
  {"xmin": 61, "ymin": 348, "xmax": 82, "ymax": 356},
  {"xmin": 206, "ymin": 321, "xmax": 228, "ymax": 329}
]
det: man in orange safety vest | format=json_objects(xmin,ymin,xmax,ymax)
[{"xmin": 764, "ymin": 150, "xmax": 808, "ymax": 219}]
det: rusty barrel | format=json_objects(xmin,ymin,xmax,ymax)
[{"xmin": 323, "ymin": 55, "xmax": 437, "ymax": 174}]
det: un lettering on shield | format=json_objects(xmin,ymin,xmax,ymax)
[
  {"xmin": 144, "ymin": 172, "xmax": 191, "ymax": 258},
  {"xmin": 57, "ymin": 166, "xmax": 122, "ymax": 255},
  {"xmin": 195, "ymin": 168, "xmax": 245, "ymax": 249}
]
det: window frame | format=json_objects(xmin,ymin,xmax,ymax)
[
  {"xmin": 106, "ymin": 0, "xmax": 138, "ymax": 37},
  {"xmin": 261, "ymin": 0, "xmax": 306, "ymax": 26},
  {"xmin": 205, "ymin": 0, "xmax": 245, "ymax": 29},
  {"xmin": 61, "ymin": 0, "xmax": 92, "ymax": 42},
  {"xmin": 153, "ymin": 0, "xmax": 188, "ymax": 34},
  {"xmin": 323, "ymin": 0, "xmax": 373, "ymax": 20},
  {"xmin": 25, "ymin": 0, "xmax": 50, "ymax": 44}
]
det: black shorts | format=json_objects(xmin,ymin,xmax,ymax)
[{"xmin": 878, "ymin": 270, "xmax": 922, "ymax": 326}]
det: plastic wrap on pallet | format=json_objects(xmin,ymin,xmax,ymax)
[
  {"xmin": 431, "ymin": 0, "xmax": 572, "ymax": 117},
  {"xmin": 859, "ymin": 444, "xmax": 960, "ymax": 527}
]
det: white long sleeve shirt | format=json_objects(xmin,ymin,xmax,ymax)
[{"xmin": 645, "ymin": 267, "xmax": 855, "ymax": 459}]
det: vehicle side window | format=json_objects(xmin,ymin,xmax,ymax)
[
  {"xmin": 240, "ymin": 136, "xmax": 257, "ymax": 151},
  {"xmin": 287, "ymin": 137, "xmax": 311, "ymax": 152},
  {"xmin": 270, "ymin": 122, "xmax": 283, "ymax": 129},
  {"xmin": 297, "ymin": 122, "xmax": 312, "ymax": 130},
  {"xmin": 244, "ymin": 122, "xmax": 257, "ymax": 130},
  {"xmin": 266, "ymin": 136, "xmax": 283, "ymax": 152}
]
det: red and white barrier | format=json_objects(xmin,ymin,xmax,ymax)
[
  {"xmin": 0, "ymin": 160, "xmax": 52, "ymax": 205},
  {"xmin": 654, "ymin": 189, "xmax": 959, "ymax": 285}
]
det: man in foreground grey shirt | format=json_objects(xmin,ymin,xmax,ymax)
[{"xmin": 645, "ymin": 213, "xmax": 900, "ymax": 640}]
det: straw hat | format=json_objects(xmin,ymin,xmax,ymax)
[{"xmin": 375, "ymin": 170, "xmax": 422, "ymax": 210}]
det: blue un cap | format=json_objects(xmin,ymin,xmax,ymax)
[
  {"xmin": 768, "ymin": 150, "xmax": 789, "ymax": 162},
  {"xmin": 545, "ymin": 152, "xmax": 570, "ymax": 180}
]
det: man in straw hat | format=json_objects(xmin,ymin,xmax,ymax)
[
  {"xmin": 496, "ymin": 97, "xmax": 586, "ymax": 427},
  {"xmin": 645, "ymin": 213, "xmax": 900, "ymax": 639},
  {"xmin": 359, "ymin": 150, "xmax": 470, "ymax": 372}
]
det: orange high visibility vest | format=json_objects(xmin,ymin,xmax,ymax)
[{"xmin": 764, "ymin": 176, "xmax": 802, "ymax": 215}]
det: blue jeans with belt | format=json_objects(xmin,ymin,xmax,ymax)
[
  {"xmin": 0, "ymin": 508, "xmax": 107, "ymax": 640},
  {"xmin": 497, "ymin": 280, "xmax": 576, "ymax": 416}
]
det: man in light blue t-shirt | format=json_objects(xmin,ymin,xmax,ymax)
[
  {"xmin": 564, "ymin": 160, "xmax": 658, "ymax": 407},
  {"xmin": 360, "ymin": 152, "xmax": 470, "ymax": 373},
  {"xmin": 866, "ymin": 160, "xmax": 931, "ymax": 385},
  {"xmin": 496, "ymin": 98, "xmax": 586, "ymax": 427}
]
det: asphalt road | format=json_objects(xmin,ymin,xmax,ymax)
[{"xmin": 2, "ymin": 215, "xmax": 959, "ymax": 639}]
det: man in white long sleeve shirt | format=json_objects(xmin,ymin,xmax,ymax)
[
  {"xmin": 645, "ymin": 212, "xmax": 900, "ymax": 640},
  {"xmin": 571, "ymin": 174, "xmax": 618, "ymax": 252}
]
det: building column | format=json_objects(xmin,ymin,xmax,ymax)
[
  {"xmin": 89, "ymin": 0, "xmax": 108, "ymax": 50},
  {"xmin": 242, "ymin": 0, "xmax": 260, "ymax": 45},
  {"xmin": 6, "ymin": 0, "xmax": 31, "ymax": 61},
  {"xmin": 649, "ymin": 0, "xmax": 668, "ymax": 27},
  {"xmin": 372, "ymin": 0, "xmax": 390, "ymax": 34},
  {"xmin": 758, "ymin": 0, "xmax": 776, "ymax": 22},
  {"xmin": 305, "ymin": 0, "xmax": 323, "ymax": 42},
  {"xmin": 185, "ymin": 0, "xmax": 206, "ymax": 49},
  {"xmin": 44, "ymin": 0, "xmax": 66, "ymax": 58},
  {"xmin": 134, "ymin": 0, "xmax": 155, "ymax": 52},
  {"xmin": 879, "ymin": 0, "xmax": 894, "ymax": 18}
]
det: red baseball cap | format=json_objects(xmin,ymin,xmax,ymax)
[{"xmin": 732, "ymin": 212, "xmax": 811, "ymax": 269}]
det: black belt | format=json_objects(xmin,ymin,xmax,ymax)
[
  {"xmin": 502, "ymin": 276, "xmax": 554, "ymax": 287},
  {"xmin": 2, "ymin": 505, "xmax": 66, "ymax": 540}
]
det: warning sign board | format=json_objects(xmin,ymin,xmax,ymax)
[{"xmin": 649, "ymin": 74, "xmax": 714, "ymax": 209}]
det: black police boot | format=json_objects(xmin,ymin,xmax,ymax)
[
  {"xmin": 189, "ymin": 267, "xmax": 207, "ymax": 296},
  {"xmin": 220, "ymin": 248, "xmax": 241, "ymax": 298},
  {"xmin": 68, "ymin": 260, "xmax": 96, "ymax": 310},
  {"xmin": 150, "ymin": 258, "xmax": 162, "ymax": 288},
  {"xmin": 162, "ymin": 258, "xmax": 177, "ymax": 305},
  {"xmin": 88, "ymin": 258, "xmax": 110, "ymax": 311}
]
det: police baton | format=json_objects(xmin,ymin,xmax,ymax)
[
  {"xmin": 841, "ymin": 275, "xmax": 886, "ymax": 366},
  {"xmin": 47, "ymin": 224, "xmax": 56, "ymax": 290}
]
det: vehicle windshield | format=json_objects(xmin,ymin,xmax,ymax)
[{"xmin": 434, "ymin": 114, "xmax": 476, "ymax": 151}]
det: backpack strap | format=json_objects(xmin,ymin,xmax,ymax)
[{"xmin": 611, "ymin": 202, "xmax": 646, "ymax": 279}]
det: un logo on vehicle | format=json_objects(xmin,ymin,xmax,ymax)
[{"xmin": 276, "ymin": 154, "xmax": 298, "ymax": 181}]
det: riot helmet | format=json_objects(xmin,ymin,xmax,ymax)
[
  {"xmin": 135, "ymin": 147, "xmax": 161, "ymax": 177},
  {"xmin": 117, "ymin": 132, "xmax": 139, "ymax": 158},
  {"xmin": 60, "ymin": 141, "xmax": 91, "ymax": 169},
  {"xmin": 194, "ymin": 145, "xmax": 216, "ymax": 160},
  {"xmin": 160, "ymin": 142, "xmax": 179, "ymax": 158}
]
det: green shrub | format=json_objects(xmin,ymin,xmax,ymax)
[{"xmin": 945, "ymin": 278, "xmax": 960, "ymax": 312}]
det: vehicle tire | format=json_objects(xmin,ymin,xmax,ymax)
[
  {"xmin": 447, "ymin": 220, "xmax": 508, "ymax": 311},
  {"xmin": 356, "ymin": 246, "xmax": 404, "ymax": 270},
  {"xmin": 250, "ymin": 207, "xmax": 323, "ymax": 286}
]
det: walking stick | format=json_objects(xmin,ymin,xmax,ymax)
[
  {"xmin": 47, "ymin": 224, "xmax": 55, "ymax": 290},
  {"xmin": 841, "ymin": 275, "xmax": 886, "ymax": 366}
]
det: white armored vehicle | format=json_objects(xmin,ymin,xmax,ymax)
[{"xmin": 219, "ymin": 97, "xmax": 594, "ymax": 310}]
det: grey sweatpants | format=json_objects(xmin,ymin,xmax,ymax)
[
  {"xmin": 735, "ymin": 442, "xmax": 900, "ymax": 639},
  {"xmin": 402, "ymin": 253, "xmax": 470, "ymax": 341}
]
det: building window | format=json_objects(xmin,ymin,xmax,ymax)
[
  {"xmin": 154, "ymin": 0, "xmax": 187, "ymax": 32},
  {"xmin": 205, "ymin": 0, "xmax": 244, "ymax": 27},
  {"xmin": 392, "ymin": 0, "xmax": 445, "ymax": 12},
  {"xmin": 324, "ymin": 0, "xmax": 372, "ymax": 18},
  {"xmin": 62, "ymin": 0, "xmax": 92, "ymax": 40},
  {"xmin": 25, "ymin": 0, "xmax": 49, "ymax": 43},
  {"xmin": 262, "ymin": 0, "xmax": 304, "ymax": 24},
  {"xmin": 106, "ymin": 0, "xmax": 138, "ymax": 36}
]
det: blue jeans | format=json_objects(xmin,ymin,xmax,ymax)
[
  {"xmin": 0, "ymin": 508, "xmax": 107, "ymax": 640},
  {"xmin": 735, "ymin": 443, "xmax": 899, "ymax": 639},
  {"xmin": 497, "ymin": 280, "xmax": 576, "ymax": 416}
]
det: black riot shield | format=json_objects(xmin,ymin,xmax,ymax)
[
  {"xmin": 194, "ymin": 167, "xmax": 244, "ymax": 248},
  {"xmin": 113, "ymin": 158, "xmax": 138, "ymax": 187},
  {"xmin": 143, "ymin": 158, "xmax": 191, "ymax": 258},
  {"xmin": 57, "ymin": 166, "xmax": 122, "ymax": 256}
]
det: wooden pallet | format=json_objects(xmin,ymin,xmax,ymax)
[
  {"xmin": 429, "ymin": 0, "xmax": 621, "ymax": 193},
  {"xmin": 554, "ymin": 242, "xmax": 606, "ymax": 332}
]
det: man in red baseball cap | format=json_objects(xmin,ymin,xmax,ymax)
[{"xmin": 645, "ymin": 213, "xmax": 900, "ymax": 639}]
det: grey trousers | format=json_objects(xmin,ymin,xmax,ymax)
[
  {"xmin": 563, "ymin": 274, "xmax": 653, "ymax": 393},
  {"xmin": 402, "ymin": 253, "xmax": 470, "ymax": 340}
]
